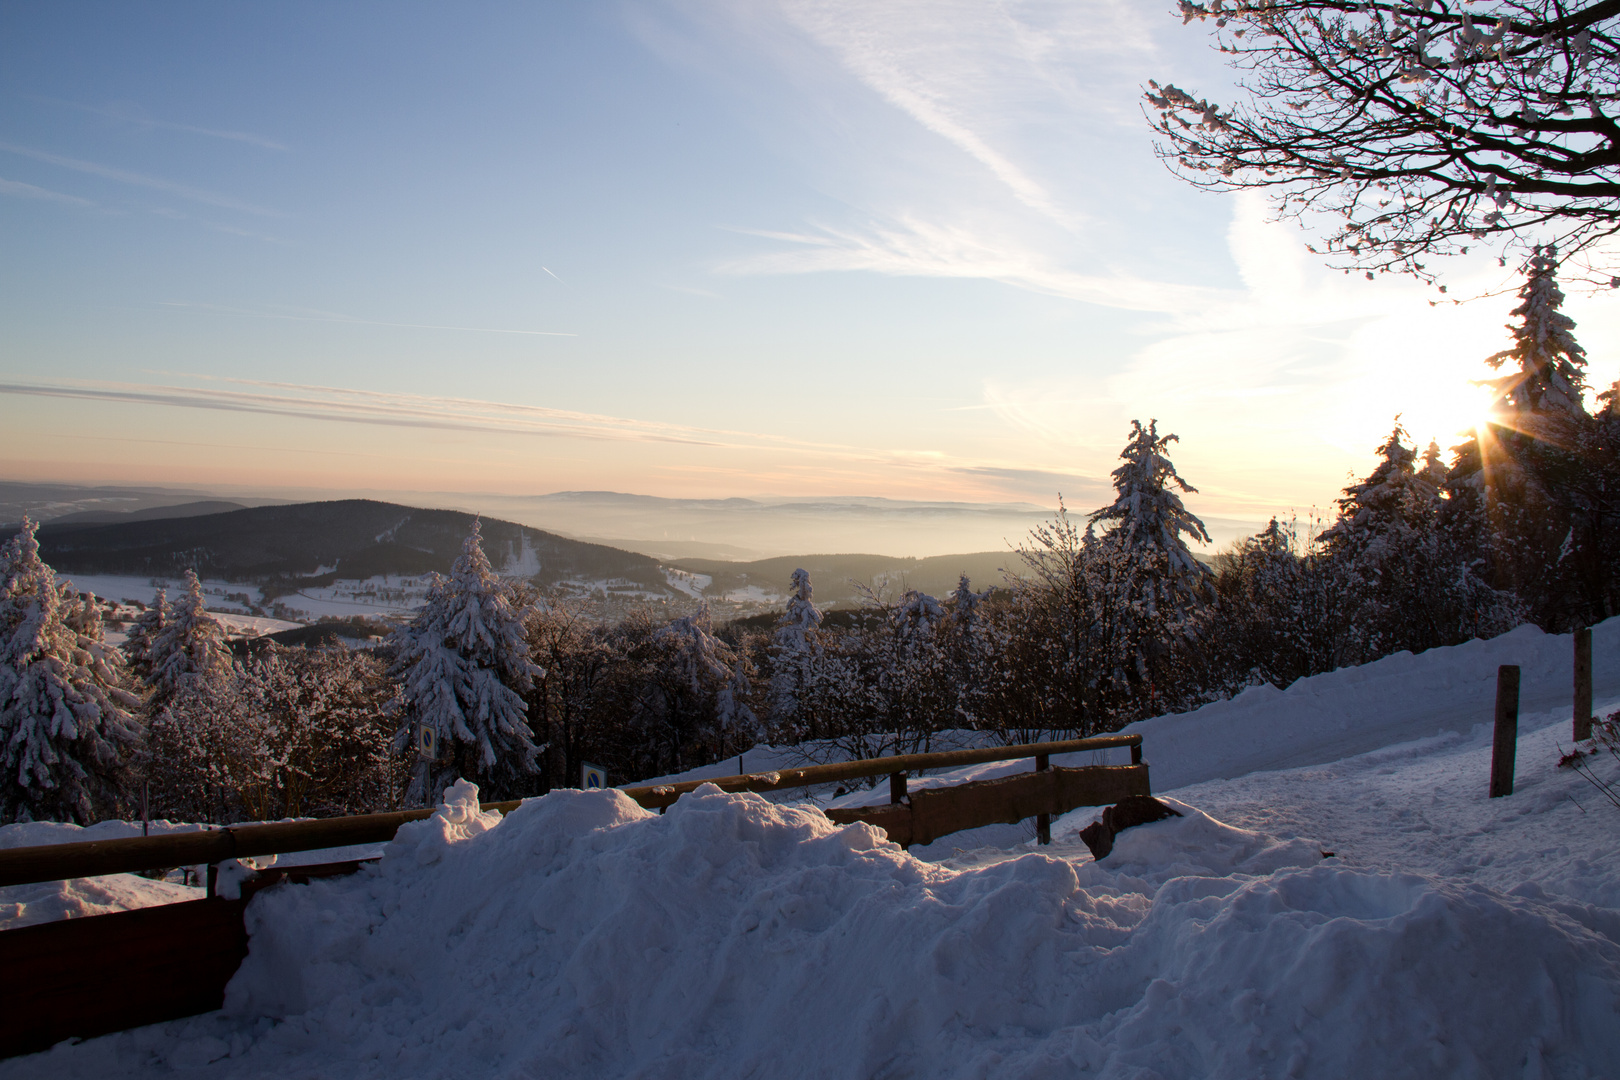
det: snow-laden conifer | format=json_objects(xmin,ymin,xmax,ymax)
[
  {"xmin": 1086, "ymin": 420, "xmax": 1214, "ymax": 706},
  {"xmin": 774, "ymin": 568, "xmax": 822, "ymax": 651},
  {"xmin": 1090, "ymin": 419, "xmax": 1213, "ymax": 582},
  {"xmin": 1484, "ymin": 247, "xmax": 1588, "ymax": 418},
  {"xmin": 769, "ymin": 568, "xmax": 824, "ymax": 735},
  {"xmin": 391, "ymin": 519, "xmax": 542, "ymax": 804},
  {"xmin": 1320, "ymin": 421, "xmax": 1429, "ymax": 560},
  {"xmin": 145, "ymin": 571, "xmax": 231, "ymax": 705},
  {"xmin": 123, "ymin": 589, "xmax": 165, "ymax": 683},
  {"xmin": 0, "ymin": 519, "xmax": 141, "ymax": 823}
]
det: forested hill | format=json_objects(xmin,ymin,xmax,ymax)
[{"xmin": 21, "ymin": 499, "xmax": 668, "ymax": 591}]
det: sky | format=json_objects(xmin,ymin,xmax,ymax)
[{"xmin": 3, "ymin": 0, "xmax": 1618, "ymax": 538}]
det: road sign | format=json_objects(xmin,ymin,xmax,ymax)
[
  {"xmin": 581, "ymin": 762, "xmax": 607, "ymax": 790},
  {"xmin": 417, "ymin": 724, "xmax": 437, "ymax": 760}
]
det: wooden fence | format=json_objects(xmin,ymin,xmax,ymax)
[{"xmin": 0, "ymin": 733, "xmax": 1145, "ymax": 1059}]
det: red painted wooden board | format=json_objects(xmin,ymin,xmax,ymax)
[
  {"xmin": 0, "ymin": 896, "xmax": 249, "ymax": 1058},
  {"xmin": 0, "ymin": 859, "xmax": 372, "ymax": 1061}
]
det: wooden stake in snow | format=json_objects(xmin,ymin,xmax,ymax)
[
  {"xmin": 1035, "ymin": 753, "xmax": 1051, "ymax": 846},
  {"xmin": 1574, "ymin": 627, "xmax": 1593, "ymax": 742},
  {"xmin": 1491, "ymin": 665, "xmax": 1520, "ymax": 799}
]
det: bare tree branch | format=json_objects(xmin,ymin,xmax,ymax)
[{"xmin": 1150, "ymin": 1, "xmax": 1620, "ymax": 285}]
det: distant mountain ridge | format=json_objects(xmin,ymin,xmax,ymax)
[
  {"xmin": 25, "ymin": 499, "xmax": 669, "ymax": 593},
  {"xmin": 47, "ymin": 500, "xmax": 248, "ymax": 526}
]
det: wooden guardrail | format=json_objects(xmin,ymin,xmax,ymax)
[
  {"xmin": 0, "ymin": 733, "xmax": 1145, "ymax": 1060},
  {"xmin": 0, "ymin": 734, "xmax": 1143, "ymax": 887}
]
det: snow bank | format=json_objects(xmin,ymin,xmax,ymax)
[
  {"xmin": 12, "ymin": 782, "xmax": 1617, "ymax": 1079},
  {"xmin": 1119, "ymin": 617, "xmax": 1620, "ymax": 792}
]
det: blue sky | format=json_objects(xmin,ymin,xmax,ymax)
[{"xmin": 3, "ymin": 1, "xmax": 1616, "ymax": 529}]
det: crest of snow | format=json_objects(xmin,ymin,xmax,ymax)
[{"xmin": 143, "ymin": 784, "xmax": 1620, "ymax": 1079}]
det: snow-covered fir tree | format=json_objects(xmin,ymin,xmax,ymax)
[
  {"xmin": 1483, "ymin": 246, "xmax": 1588, "ymax": 419},
  {"xmin": 1087, "ymin": 420, "xmax": 1214, "ymax": 714},
  {"xmin": 391, "ymin": 519, "xmax": 543, "ymax": 804},
  {"xmin": 123, "ymin": 589, "xmax": 166, "ymax": 683},
  {"xmin": 775, "ymin": 568, "xmax": 822, "ymax": 651},
  {"xmin": 0, "ymin": 519, "xmax": 141, "ymax": 823},
  {"xmin": 1320, "ymin": 421, "xmax": 1429, "ymax": 561},
  {"xmin": 769, "ymin": 568, "xmax": 823, "ymax": 737},
  {"xmin": 1448, "ymin": 252, "xmax": 1620, "ymax": 626},
  {"xmin": 145, "ymin": 571, "xmax": 231, "ymax": 705}
]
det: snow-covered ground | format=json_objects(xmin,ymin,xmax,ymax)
[
  {"xmin": 3, "ymin": 621, "xmax": 1618, "ymax": 1077},
  {"xmin": 275, "ymin": 575, "xmax": 434, "ymax": 621},
  {"xmin": 57, "ymin": 573, "xmax": 263, "ymax": 612}
]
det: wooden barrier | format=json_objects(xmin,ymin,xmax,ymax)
[
  {"xmin": 0, "ymin": 859, "xmax": 368, "ymax": 1059},
  {"xmin": 619, "ymin": 734, "xmax": 1143, "ymax": 809},
  {"xmin": 826, "ymin": 764, "xmax": 1149, "ymax": 848},
  {"xmin": 0, "ymin": 734, "xmax": 1142, "ymax": 887},
  {"xmin": 0, "ymin": 733, "xmax": 1145, "ymax": 1059}
]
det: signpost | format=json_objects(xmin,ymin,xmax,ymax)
[{"xmin": 581, "ymin": 762, "xmax": 607, "ymax": 790}]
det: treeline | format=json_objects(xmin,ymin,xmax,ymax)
[{"xmin": 1, "ymin": 252, "xmax": 1616, "ymax": 825}]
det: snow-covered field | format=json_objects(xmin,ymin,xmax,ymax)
[
  {"xmin": 3, "ymin": 621, "xmax": 1618, "ymax": 1078},
  {"xmin": 57, "ymin": 573, "xmax": 263, "ymax": 612}
]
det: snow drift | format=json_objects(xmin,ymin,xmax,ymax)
[{"xmin": 12, "ymin": 778, "xmax": 1618, "ymax": 1079}]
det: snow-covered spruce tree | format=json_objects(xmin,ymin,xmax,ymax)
[
  {"xmin": 1449, "ymin": 249, "xmax": 1619, "ymax": 626},
  {"xmin": 391, "ymin": 520, "xmax": 543, "ymax": 805},
  {"xmin": 1321, "ymin": 422, "xmax": 1523, "ymax": 661},
  {"xmin": 768, "ymin": 568, "xmax": 824, "ymax": 739},
  {"xmin": 122, "ymin": 589, "xmax": 166, "ymax": 684},
  {"xmin": 1086, "ymin": 420, "xmax": 1214, "ymax": 722},
  {"xmin": 145, "ymin": 571, "xmax": 232, "ymax": 706},
  {"xmin": 143, "ymin": 571, "xmax": 242, "ymax": 821},
  {"xmin": 1483, "ymin": 247, "xmax": 1589, "ymax": 419},
  {"xmin": 0, "ymin": 519, "xmax": 142, "ymax": 824}
]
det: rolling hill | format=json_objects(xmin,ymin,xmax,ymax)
[{"xmin": 24, "ymin": 500, "xmax": 670, "ymax": 595}]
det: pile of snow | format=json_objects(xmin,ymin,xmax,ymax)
[{"xmin": 11, "ymin": 777, "xmax": 1617, "ymax": 1078}]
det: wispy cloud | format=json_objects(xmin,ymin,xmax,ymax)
[
  {"xmin": 0, "ymin": 176, "xmax": 95, "ymax": 207},
  {"xmin": 157, "ymin": 301, "xmax": 577, "ymax": 337},
  {"xmin": 0, "ymin": 141, "xmax": 280, "ymax": 217},
  {"xmin": 776, "ymin": 0, "xmax": 1154, "ymax": 228},
  {"xmin": 717, "ymin": 216, "xmax": 1228, "ymax": 313},
  {"xmin": 36, "ymin": 97, "xmax": 290, "ymax": 151},
  {"xmin": 0, "ymin": 374, "xmax": 1114, "ymax": 495}
]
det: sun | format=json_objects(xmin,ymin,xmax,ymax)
[{"xmin": 1396, "ymin": 376, "xmax": 1497, "ymax": 451}]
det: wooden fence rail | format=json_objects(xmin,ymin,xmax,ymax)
[{"xmin": 0, "ymin": 734, "xmax": 1142, "ymax": 888}]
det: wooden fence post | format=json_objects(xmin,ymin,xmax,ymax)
[
  {"xmin": 1491, "ymin": 665, "xmax": 1520, "ymax": 798},
  {"xmin": 1574, "ymin": 627, "xmax": 1593, "ymax": 742},
  {"xmin": 1034, "ymin": 753, "xmax": 1051, "ymax": 845},
  {"xmin": 889, "ymin": 771, "xmax": 906, "ymax": 804}
]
